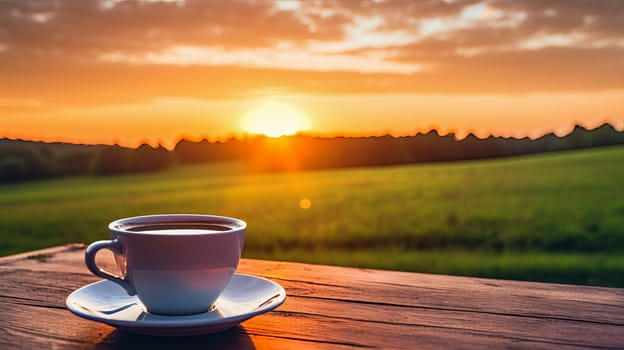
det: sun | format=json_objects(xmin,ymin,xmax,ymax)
[{"xmin": 241, "ymin": 100, "xmax": 310, "ymax": 137}]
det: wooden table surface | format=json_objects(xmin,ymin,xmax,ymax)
[{"xmin": 1, "ymin": 244, "xmax": 624, "ymax": 349}]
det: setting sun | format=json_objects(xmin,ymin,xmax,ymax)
[{"xmin": 241, "ymin": 100, "xmax": 310, "ymax": 138}]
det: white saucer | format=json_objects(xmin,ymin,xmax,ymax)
[{"xmin": 66, "ymin": 273, "xmax": 286, "ymax": 336}]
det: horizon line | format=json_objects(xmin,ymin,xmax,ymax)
[{"xmin": 2, "ymin": 121, "xmax": 622, "ymax": 151}]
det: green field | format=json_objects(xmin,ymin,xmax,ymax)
[{"xmin": 2, "ymin": 146, "xmax": 624, "ymax": 287}]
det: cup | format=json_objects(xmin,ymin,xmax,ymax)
[{"xmin": 85, "ymin": 214, "xmax": 246, "ymax": 315}]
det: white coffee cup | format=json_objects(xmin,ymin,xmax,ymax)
[{"xmin": 85, "ymin": 214, "xmax": 246, "ymax": 315}]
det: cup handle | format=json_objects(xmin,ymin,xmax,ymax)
[{"xmin": 85, "ymin": 239, "xmax": 136, "ymax": 295}]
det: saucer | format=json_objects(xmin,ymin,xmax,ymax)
[{"xmin": 66, "ymin": 273, "xmax": 286, "ymax": 336}]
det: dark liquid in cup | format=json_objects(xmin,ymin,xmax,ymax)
[{"xmin": 116, "ymin": 221, "xmax": 240, "ymax": 234}]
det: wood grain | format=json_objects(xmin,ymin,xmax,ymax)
[{"xmin": 1, "ymin": 245, "xmax": 623, "ymax": 349}]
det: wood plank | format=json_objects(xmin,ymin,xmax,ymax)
[
  {"xmin": 7, "ymin": 244, "xmax": 621, "ymax": 325},
  {"xmin": 2, "ymin": 245, "xmax": 624, "ymax": 349},
  {"xmin": 2, "ymin": 267, "xmax": 623, "ymax": 349},
  {"xmin": 248, "ymin": 260, "xmax": 624, "ymax": 325},
  {"xmin": 3, "ymin": 300, "xmax": 616, "ymax": 350},
  {"xmin": 0, "ymin": 243, "xmax": 87, "ymax": 265},
  {"xmin": 0, "ymin": 302, "xmax": 359, "ymax": 350}
]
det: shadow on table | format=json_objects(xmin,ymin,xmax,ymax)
[{"xmin": 95, "ymin": 326, "xmax": 256, "ymax": 350}]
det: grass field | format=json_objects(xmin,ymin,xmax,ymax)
[{"xmin": 2, "ymin": 146, "xmax": 624, "ymax": 287}]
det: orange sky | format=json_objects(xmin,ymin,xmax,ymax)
[{"xmin": 1, "ymin": 0, "xmax": 623, "ymax": 148}]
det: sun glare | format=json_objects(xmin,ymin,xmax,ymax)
[{"xmin": 241, "ymin": 100, "xmax": 310, "ymax": 137}]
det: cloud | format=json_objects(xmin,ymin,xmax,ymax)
[
  {"xmin": 489, "ymin": 0, "xmax": 624, "ymax": 40},
  {"xmin": 0, "ymin": 97, "xmax": 42, "ymax": 111},
  {"xmin": 304, "ymin": 0, "xmax": 482, "ymax": 24},
  {"xmin": 1, "ymin": 0, "xmax": 623, "ymax": 105},
  {"xmin": 0, "ymin": 0, "xmax": 348, "ymax": 57}
]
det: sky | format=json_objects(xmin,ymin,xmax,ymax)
[{"xmin": 1, "ymin": 0, "xmax": 623, "ymax": 148}]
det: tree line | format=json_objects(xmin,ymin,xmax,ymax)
[{"xmin": 1, "ymin": 123, "xmax": 623, "ymax": 183}]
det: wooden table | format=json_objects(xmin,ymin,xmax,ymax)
[{"xmin": 1, "ymin": 244, "xmax": 623, "ymax": 349}]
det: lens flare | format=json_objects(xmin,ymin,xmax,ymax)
[{"xmin": 299, "ymin": 198, "xmax": 311, "ymax": 209}]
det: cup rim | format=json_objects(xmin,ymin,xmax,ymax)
[{"xmin": 109, "ymin": 214, "xmax": 246, "ymax": 236}]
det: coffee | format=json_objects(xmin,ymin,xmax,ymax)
[
  {"xmin": 121, "ymin": 223, "xmax": 237, "ymax": 234},
  {"xmin": 85, "ymin": 214, "xmax": 246, "ymax": 315}
]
